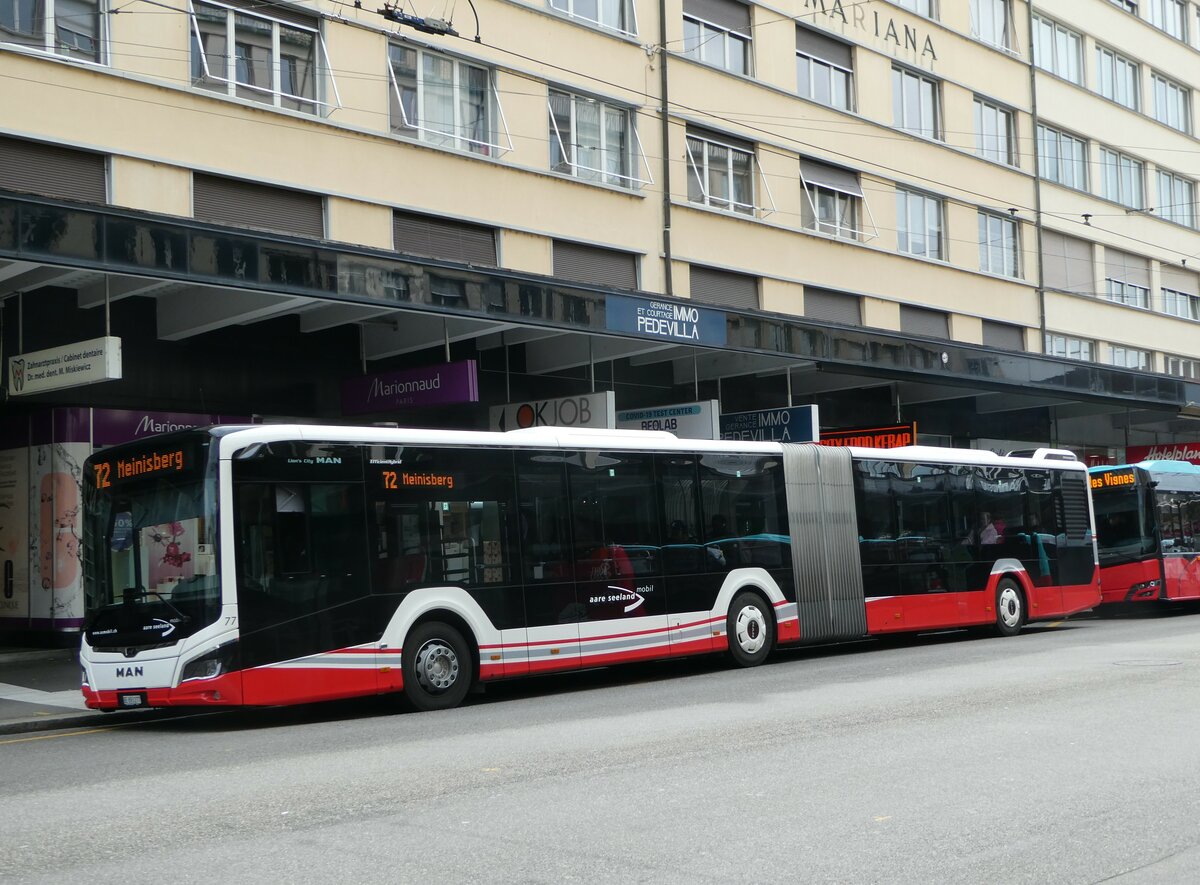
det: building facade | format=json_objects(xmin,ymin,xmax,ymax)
[{"xmin": 2, "ymin": 0, "xmax": 1200, "ymax": 632}]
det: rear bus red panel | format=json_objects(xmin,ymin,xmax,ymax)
[
  {"xmin": 1162, "ymin": 555, "xmax": 1200, "ymax": 601},
  {"xmin": 1099, "ymin": 560, "xmax": 1163, "ymax": 605}
]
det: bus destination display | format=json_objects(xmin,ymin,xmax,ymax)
[
  {"xmin": 92, "ymin": 448, "xmax": 189, "ymax": 489},
  {"xmin": 1090, "ymin": 468, "xmax": 1136, "ymax": 492}
]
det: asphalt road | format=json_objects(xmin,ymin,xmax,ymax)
[{"xmin": 5, "ymin": 611, "xmax": 1200, "ymax": 884}]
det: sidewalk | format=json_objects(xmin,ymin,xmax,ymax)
[{"xmin": 0, "ymin": 647, "xmax": 163, "ymax": 735}]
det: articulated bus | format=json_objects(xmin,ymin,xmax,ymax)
[
  {"xmin": 80, "ymin": 426, "xmax": 1099, "ymax": 713},
  {"xmin": 1088, "ymin": 460, "xmax": 1200, "ymax": 611}
]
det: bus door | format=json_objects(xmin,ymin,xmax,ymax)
[
  {"xmin": 1157, "ymin": 490, "xmax": 1200, "ymax": 601},
  {"xmin": 566, "ymin": 451, "xmax": 670, "ymax": 666}
]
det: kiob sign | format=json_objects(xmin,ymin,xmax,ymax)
[{"xmin": 490, "ymin": 391, "xmax": 615, "ymax": 431}]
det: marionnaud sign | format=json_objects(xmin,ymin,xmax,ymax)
[
  {"xmin": 606, "ymin": 293, "xmax": 727, "ymax": 346},
  {"xmin": 7, "ymin": 336, "xmax": 121, "ymax": 396},
  {"xmin": 491, "ymin": 391, "xmax": 615, "ymax": 431},
  {"xmin": 342, "ymin": 360, "xmax": 478, "ymax": 415},
  {"xmin": 719, "ymin": 405, "xmax": 820, "ymax": 443},
  {"xmin": 91, "ymin": 409, "xmax": 249, "ymax": 447},
  {"xmin": 616, "ymin": 400, "xmax": 720, "ymax": 440}
]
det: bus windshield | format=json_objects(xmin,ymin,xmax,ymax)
[
  {"xmin": 82, "ymin": 436, "xmax": 220, "ymax": 649},
  {"xmin": 1092, "ymin": 475, "xmax": 1156, "ymax": 564}
]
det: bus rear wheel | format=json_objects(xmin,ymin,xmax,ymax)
[
  {"xmin": 994, "ymin": 578, "xmax": 1025, "ymax": 637},
  {"xmin": 727, "ymin": 591, "xmax": 773, "ymax": 667},
  {"xmin": 403, "ymin": 621, "xmax": 473, "ymax": 712}
]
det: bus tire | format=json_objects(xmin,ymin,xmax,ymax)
[
  {"xmin": 402, "ymin": 620, "xmax": 473, "ymax": 712},
  {"xmin": 726, "ymin": 590, "xmax": 773, "ymax": 667},
  {"xmin": 994, "ymin": 578, "xmax": 1025, "ymax": 637}
]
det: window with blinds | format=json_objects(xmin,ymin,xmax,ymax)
[
  {"xmin": 193, "ymin": 173, "xmax": 324, "ymax": 238},
  {"xmin": 553, "ymin": 240, "xmax": 638, "ymax": 289},
  {"xmin": 899, "ymin": 304, "xmax": 949, "ymax": 338},
  {"xmin": 0, "ymin": 136, "xmax": 107, "ymax": 204},
  {"xmin": 689, "ymin": 265, "xmax": 757, "ymax": 308},
  {"xmin": 982, "ymin": 320, "xmax": 1025, "ymax": 351},
  {"xmin": 803, "ymin": 287, "xmax": 861, "ymax": 325},
  {"xmin": 392, "ymin": 210, "xmax": 497, "ymax": 266}
]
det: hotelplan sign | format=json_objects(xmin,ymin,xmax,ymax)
[{"xmin": 7, "ymin": 336, "xmax": 122, "ymax": 396}]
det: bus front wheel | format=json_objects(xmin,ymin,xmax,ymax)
[
  {"xmin": 726, "ymin": 591, "xmax": 774, "ymax": 667},
  {"xmin": 402, "ymin": 621, "xmax": 474, "ymax": 712},
  {"xmin": 994, "ymin": 578, "xmax": 1025, "ymax": 637}
]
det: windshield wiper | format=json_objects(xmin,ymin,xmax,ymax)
[{"xmin": 121, "ymin": 586, "xmax": 191, "ymax": 624}]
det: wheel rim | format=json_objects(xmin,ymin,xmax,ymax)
[
  {"xmin": 734, "ymin": 604, "xmax": 767, "ymax": 655},
  {"xmin": 998, "ymin": 585, "xmax": 1022, "ymax": 628},
  {"xmin": 414, "ymin": 638, "xmax": 460, "ymax": 693}
]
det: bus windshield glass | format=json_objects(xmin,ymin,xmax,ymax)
[
  {"xmin": 1091, "ymin": 470, "xmax": 1156, "ymax": 564},
  {"xmin": 82, "ymin": 436, "xmax": 220, "ymax": 649}
]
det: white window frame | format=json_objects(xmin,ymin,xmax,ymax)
[
  {"xmin": 685, "ymin": 132, "xmax": 774, "ymax": 217},
  {"xmin": 800, "ymin": 175, "xmax": 876, "ymax": 242},
  {"xmin": 1152, "ymin": 72, "xmax": 1191, "ymax": 133},
  {"xmin": 978, "ymin": 210, "xmax": 1020, "ymax": 278},
  {"xmin": 892, "ymin": 66, "xmax": 941, "ymax": 140},
  {"xmin": 1037, "ymin": 124, "xmax": 1088, "ymax": 190},
  {"xmin": 1156, "ymin": 169, "xmax": 1196, "ymax": 228},
  {"xmin": 1095, "ymin": 45, "xmax": 1140, "ymax": 111},
  {"xmin": 1, "ymin": 0, "xmax": 106, "ymax": 63},
  {"xmin": 188, "ymin": 0, "xmax": 339, "ymax": 114},
  {"xmin": 971, "ymin": 0, "xmax": 1013, "ymax": 50},
  {"xmin": 682, "ymin": 14, "xmax": 751, "ymax": 76},
  {"xmin": 974, "ymin": 97, "xmax": 1015, "ymax": 166},
  {"xmin": 388, "ymin": 43, "xmax": 513, "ymax": 157},
  {"xmin": 1100, "ymin": 147, "xmax": 1145, "ymax": 208},
  {"xmin": 896, "ymin": 187, "xmax": 943, "ymax": 259},
  {"xmin": 1166, "ymin": 355, "xmax": 1199, "ymax": 378},
  {"xmin": 1105, "ymin": 278, "xmax": 1150, "ymax": 308},
  {"xmin": 1108, "ymin": 0, "xmax": 1137, "ymax": 12},
  {"xmin": 1031, "ymin": 14, "xmax": 1082, "ymax": 84},
  {"xmin": 1162, "ymin": 288, "xmax": 1200, "ymax": 319},
  {"xmin": 1045, "ymin": 334, "xmax": 1095, "ymax": 361},
  {"xmin": 895, "ymin": 0, "xmax": 936, "ymax": 17},
  {"xmin": 1109, "ymin": 346, "xmax": 1151, "ymax": 370},
  {"xmin": 796, "ymin": 50, "xmax": 853, "ymax": 112},
  {"xmin": 1149, "ymin": 0, "xmax": 1187, "ymax": 40},
  {"xmin": 548, "ymin": 0, "xmax": 638, "ymax": 37},
  {"xmin": 547, "ymin": 88, "xmax": 651, "ymax": 188}
]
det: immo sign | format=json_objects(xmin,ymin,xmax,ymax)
[{"xmin": 606, "ymin": 294, "xmax": 727, "ymax": 346}]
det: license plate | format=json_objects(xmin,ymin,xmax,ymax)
[{"xmin": 118, "ymin": 692, "xmax": 147, "ymax": 708}]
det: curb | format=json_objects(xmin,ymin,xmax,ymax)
[
  {"xmin": 0, "ymin": 707, "xmax": 176, "ymax": 737},
  {"xmin": 0, "ymin": 649, "xmax": 78, "ymax": 665}
]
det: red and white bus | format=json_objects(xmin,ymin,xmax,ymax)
[
  {"xmin": 80, "ymin": 425, "xmax": 1099, "ymax": 712},
  {"xmin": 1089, "ymin": 460, "xmax": 1200, "ymax": 611}
]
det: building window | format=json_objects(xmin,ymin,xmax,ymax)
[
  {"xmin": 548, "ymin": 89, "xmax": 639, "ymax": 188},
  {"xmin": 389, "ymin": 44, "xmax": 506, "ymax": 156},
  {"xmin": 892, "ymin": 67, "xmax": 940, "ymax": 140},
  {"xmin": 1152, "ymin": 73, "xmax": 1191, "ymax": 132},
  {"xmin": 896, "ymin": 188, "xmax": 943, "ymax": 259},
  {"xmin": 971, "ymin": 0, "xmax": 1011, "ymax": 49},
  {"xmin": 1031, "ymin": 15, "xmax": 1082, "ymax": 84},
  {"xmin": 1156, "ymin": 170, "xmax": 1196, "ymax": 227},
  {"xmin": 0, "ymin": 0, "xmax": 103, "ymax": 62},
  {"xmin": 548, "ymin": 0, "xmax": 636, "ymax": 35},
  {"xmin": 1166, "ymin": 355, "xmax": 1199, "ymax": 378},
  {"xmin": 1095, "ymin": 45, "xmax": 1139, "ymax": 111},
  {"xmin": 974, "ymin": 98, "xmax": 1015, "ymax": 165},
  {"xmin": 1163, "ymin": 288, "xmax": 1200, "ymax": 319},
  {"xmin": 190, "ymin": 1, "xmax": 331, "ymax": 114},
  {"xmin": 1149, "ymin": 0, "xmax": 1186, "ymax": 39},
  {"xmin": 796, "ymin": 27, "xmax": 853, "ymax": 111},
  {"xmin": 1110, "ymin": 346, "xmax": 1151, "ymax": 370},
  {"xmin": 978, "ymin": 210, "xmax": 1019, "ymax": 277},
  {"xmin": 1045, "ymin": 334, "xmax": 1094, "ymax": 361},
  {"xmin": 895, "ymin": 0, "xmax": 935, "ymax": 17},
  {"xmin": 1100, "ymin": 147, "xmax": 1144, "ymax": 208},
  {"xmin": 682, "ymin": 0, "xmax": 750, "ymax": 76},
  {"xmin": 1037, "ymin": 125, "xmax": 1087, "ymax": 189},
  {"xmin": 685, "ymin": 129, "xmax": 756, "ymax": 215},
  {"xmin": 801, "ymin": 162, "xmax": 863, "ymax": 240},
  {"xmin": 1106, "ymin": 279, "xmax": 1150, "ymax": 308},
  {"xmin": 1108, "ymin": 0, "xmax": 1137, "ymax": 12}
]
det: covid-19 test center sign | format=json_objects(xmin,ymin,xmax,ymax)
[{"xmin": 616, "ymin": 401, "xmax": 720, "ymax": 439}]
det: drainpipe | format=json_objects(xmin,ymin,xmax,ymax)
[
  {"xmin": 1027, "ymin": 1, "xmax": 1047, "ymax": 350},
  {"xmin": 658, "ymin": 0, "xmax": 674, "ymax": 297}
]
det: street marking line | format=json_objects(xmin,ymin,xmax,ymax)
[{"xmin": 0, "ymin": 727, "xmax": 119, "ymax": 745}]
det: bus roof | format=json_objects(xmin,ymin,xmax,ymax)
[
  {"xmin": 206, "ymin": 424, "xmax": 1086, "ymax": 471},
  {"xmin": 1090, "ymin": 460, "xmax": 1200, "ymax": 475}
]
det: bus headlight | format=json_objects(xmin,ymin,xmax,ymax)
[
  {"xmin": 1129, "ymin": 580, "xmax": 1161, "ymax": 599},
  {"xmin": 181, "ymin": 642, "xmax": 239, "ymax": 682}
]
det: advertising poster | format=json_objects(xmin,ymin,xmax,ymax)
[
  {"xmin": 28, "ymin": 441, "xmax": 90, "ymax": 626},
  {"xmin": 0, "ymin": 445, "xmax": 30, "ymax": 620}
]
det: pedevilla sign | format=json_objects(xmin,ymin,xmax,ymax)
[{"xmin": 606, "ymin": 293, "xmax": 727, "ymax": 346}]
